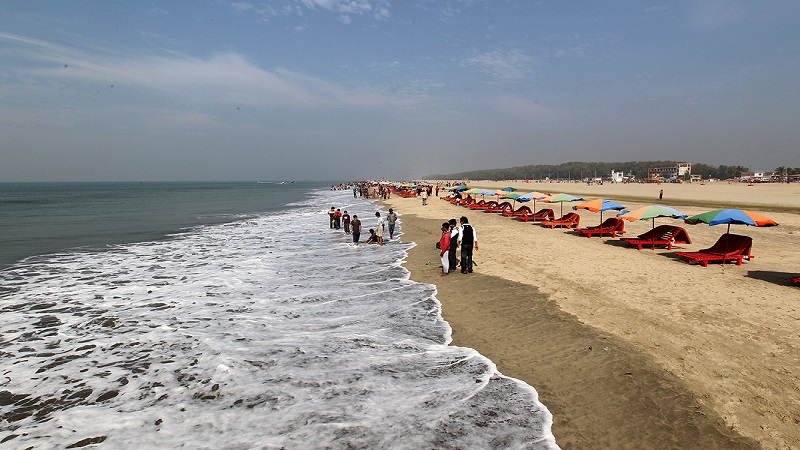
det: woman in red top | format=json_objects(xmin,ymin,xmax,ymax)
[{"xmin": 439, "ymin": 222, "xmax": 451, "ymax": 276}]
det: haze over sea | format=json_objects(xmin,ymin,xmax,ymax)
[{"xmin": 0, "ymin": 182, "xmax": 556, "ymax": 449}]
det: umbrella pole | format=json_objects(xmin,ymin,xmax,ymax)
[
  {"xmin": 722, "ymin": 223, "xmax": 731, "ymax": 267},
  {"xmin": 651, "ymin": 218, "xmax": 656, "ymax": 250}
]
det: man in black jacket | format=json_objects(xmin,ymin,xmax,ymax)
[
  {"xmin": 458, "ymin": 216, "xmax": 478, "ymax": 273},
  {"xmin": 448, "ymin": 218, "xmax": 459, "ymax": 272}
]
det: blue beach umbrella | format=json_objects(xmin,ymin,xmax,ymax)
[{"xmin": 573, "ymin": 198, "xmax": 627, "ymax": 227}]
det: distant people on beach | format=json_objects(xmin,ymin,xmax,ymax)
[
  {"xmin": 458, "ymin": 216, "xmax": 478, "ymax": 273},
  {"xmin": 386, "ymin": 209, "xmax": 398, "ymax": 240},
  {"xmin": 439, "ymin": 222, "xmax": 451, "ymax": 276},
  {"xmin": 421, "ymin": 188, "xmax": 428, "ymax": 206},
  {"xmin": 351, "ymin": 215, "xmax": 361, "ymax": 245},
  {"xmin": 375, "ymin": 212, "xmax": 385, "ymax": 246},
  {"xmin": 659, "ymin": 189, "xmax": 664, "ymax": 200},
  {"xmin": 342, "ymin": 210, "xmax": 351, "ymax": 235}
]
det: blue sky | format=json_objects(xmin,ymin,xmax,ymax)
[{"xmin": 1, "ymin": 1, "xmax": 799, "ymax": 181}]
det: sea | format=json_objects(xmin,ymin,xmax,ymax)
[{"xmin": 0, "ymin": 182, "xmax": 557, "ymax": 449}]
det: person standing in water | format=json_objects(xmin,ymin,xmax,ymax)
[
  {"xmin": 342, "ymin": 210, "xmax": 351, "ymax": 235},
  {"xmin": 375, "ymin": 212, "xmax": 385, "ymax": 246},
  {"xmin": 350, "ymin": 215, "xmax": 362, "ymax": 246},
  {"xmin": 386, "ymin": 208, "xmax": 398, "ymax": 240}
]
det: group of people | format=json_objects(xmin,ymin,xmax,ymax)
[
  {"xmin": 438, "ymin": 216, "xmax": 478, "ymax": 276},
  {"xmin": 329, "ymin": 207, "xmax": 398, "ymax": 247}
]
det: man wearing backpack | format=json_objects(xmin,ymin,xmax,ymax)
[{"xmin": 458, "ymin": 216, "xmax": 478, "ymax": 273}]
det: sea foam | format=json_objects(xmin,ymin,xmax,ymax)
[{"xmin": 0, "ymin": 190, "xmax": 557, "ymax": 449}]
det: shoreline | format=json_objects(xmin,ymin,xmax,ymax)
[{"xmin": 380, "ymin": 182, "xmax": 800, "ymax": 449}]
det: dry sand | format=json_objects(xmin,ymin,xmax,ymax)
[{"xmin": 382, "ymin": 181, "xmax": 800, "ymax": 450}]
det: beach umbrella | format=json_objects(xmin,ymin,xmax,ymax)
[
  {"xmin": 501, "ymin": 192, "xmax": 522, "ymax": 208},
  {"xmin": 542, "ymin": 193, "xmax": 584, "ymax": 216},
  {"xmin": 518, "ymin": 191, "xmax": 548, "ymax": 213},
  {"xmin": 683, "ymin": 209, "xmax": 778, "ymax": 267},
  {"xmin": 573, "ymin": 198, "xmax": 626, "ymax": 227},
  {"xmin": 501, "ymin": 186, "xmax": 518, "ymax": 192},
  {"xmin": 617, "ymin": 205, "xmax": 688, "ymax": 249},
  {"xmin": 684, "ymin": 209, "xmax": 778, "ymax": 234}
]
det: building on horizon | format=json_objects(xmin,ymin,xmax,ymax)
[{"xmin": 648, "ymin": 163, "xmax": 692, "ymax": 182}]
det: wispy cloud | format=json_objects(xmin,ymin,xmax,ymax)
[
  {"xmin": 0, "ymin": 31, "xmax": 415, "ymax": 110},
  {"xmin": 232, "ymin": 0, "xmax": 390, "ymax": 23},
  {"xmin": 462, "ymin": 49, "xmax": 534, "ymax": 83},
  {"xmin": 687, "ymin": 0, "xmax": 747, "ymax": 29}
]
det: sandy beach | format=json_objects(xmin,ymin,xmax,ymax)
[{"xmin": 382, "ymin": 181, "xmax": 800, "ymax": 450}]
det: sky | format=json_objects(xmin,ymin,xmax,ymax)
[{"xmin": 1, "ymin": 1, "xmax": 799, "ymax": 182}]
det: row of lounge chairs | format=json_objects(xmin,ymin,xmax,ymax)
[{"xmin": 443, "ymin": 195, "xmax": 760, "ymax": 268}]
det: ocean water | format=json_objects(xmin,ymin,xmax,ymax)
[{"xmin": 0, "ymin": 183, "xmax": 557, "ymax": 449}]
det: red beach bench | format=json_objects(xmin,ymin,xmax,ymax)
[
  {"xmin": 620, "ymin": 225, "xmax": 692, "ymax": 250},
  {"xmin": 486, "ymin": 201, "xmax": 513, "ymax": 214},
  {"xmin": 502, "ymin": 205, "xmax": 531, "ymax": 218},
  {"xmin": 576, "ymin": 217, "xmax": 625, "ymax": 238},
  {"xmin": 674, "ymin": 233, "xmax": 753, "ymax": 267},
  {"xmin": 541, "ymin": 212, "xmax": 581, "ymax": 229},
  {"xmin": 517, "ymin": 208, "xmax": 555, "ymax": 223}
]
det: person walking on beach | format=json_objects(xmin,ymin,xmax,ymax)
[
  {"xmin": 458, "ymin": 216, "xmax": 478, "ymax": 273},
  {"xmin": 421, "ymin": 188, "xmax": 428, "ymax": 206},
  {"xmin": 342, "ymin": 210, "xmax": 351, "ymax": 235},
  {"xmin": 448, "ymin": 218, "xmax": 459, "ymax": 272},
  {"xmin": 659, "ymin": 189, "xmax": 664, "ymax": 200},
  {"xmin": 435, "ymin": 185, "xmax": 439, "ymax": 197},
  {"xmin": 439, "ymin": 222, "xmax": 451, "ymax": 276},
  {"xmin": 375, "ymin": 212, "xmax": 385, "ymax": 246},
  {"xmin": 386, "ymin": 208, "xmax": 398, "ymax": 240},
  {"xmin": 350, "ymin": 215, "xmax": 362, "ymax": 245}
]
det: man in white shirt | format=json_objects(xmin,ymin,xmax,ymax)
[{"xmin": 375, "ymin": 211, "xmax": 385, "ymax": 246}]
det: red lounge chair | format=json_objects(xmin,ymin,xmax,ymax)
[
  {"xmin": 576, "ymin": 217, "xmax": 625, "ymax": 238},
  {"xmin": 792, "ymin": 276, "xmax": 800, "ymax": 285},
  {"xmin": 473, "ymin": 200, "xmax": 498, "ymax": 212},
  {"xmin": 541, "ymin": 212, "xmax": 581, "ymax": 229},
  {"xmin": 461, "ymin": 197, "xmax": 476, "ymax": 207},
  {"xmin": 502, "ymin": 205, "xmax": 532, "ymax": 217},
  {"xmin": 486, "ymin": 201, "xmax": 513, "ymax": 213},
  {"xmin": 620, "ymin": 225, "xmax": 692, "ymax": 250},
  {"xmin": 674, "ymin": 233, "xmax": 753, "ymax": 267},
  {"xmin": 516, "ymin": 208, "xmax": 555, "ymax": 223},
  {"xmin": 468, "ymin": 199, "xmax": 487, "ymax": 210}
]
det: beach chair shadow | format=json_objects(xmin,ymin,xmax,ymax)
[{"xmin": 745, "ymin": 271, "xmax": 799, "ymax": 287}]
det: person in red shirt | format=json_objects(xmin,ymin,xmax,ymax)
[
  {"xmin": 439, "ymin": 222, "xmax": 451, "ymax": 276},
  {"xmin": 334, "ymin": 208, "xmax": 342, "ymax": 229}
]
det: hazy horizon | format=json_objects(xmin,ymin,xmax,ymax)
[{"xmin": 2, "ymin": 1, "xmax": 799, "ymax": 182}]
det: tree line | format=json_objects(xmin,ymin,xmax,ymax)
[{"xmin": 426, "ymin": 161, "xmax": 800, "ymax": 181}]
